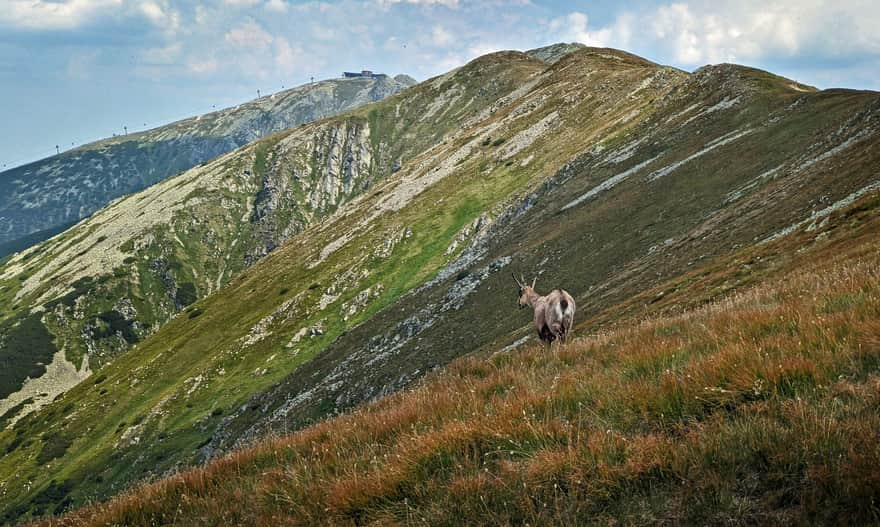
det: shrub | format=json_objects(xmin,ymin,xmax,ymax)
[
  {"xmin": 94, "ymin": 310, "xmax": 139, "ymax": 344},
  {"xmin": 176, "ymin": 282, "xmax": 197, "ymax": 307},
  {"xmin": 37, "ymin": 434, "xmax": 72, "ymax": 465},
  {"xmin": 0, "ymin": 314, "xmax": 58, "ymax": 399},
  {"xmin": 44, "ymin": 276, "xmax": 94, "ymax": 310}
]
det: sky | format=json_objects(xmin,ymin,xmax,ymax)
[{"xmin": 1, "ymin": 0, "xmax": 878, "ymax": 170}]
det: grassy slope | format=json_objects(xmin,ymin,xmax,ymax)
[
  {"xmin": 0, "ymin": 50, "xmax": 536, "ymax": 414},
  {"xmin": 3, "ymin": 48, "xmax": 879, "ymax": 523},
  {"xmin": 0, "ymin": 50, "xmax": 586, "ymax": 521},
  {"xmin": 37, "ymin": 190, "xmax": 880, "ymax": 527},
  {"xmin": 215, "ymin": 62, "xmax": 880, "ymax": 446}
]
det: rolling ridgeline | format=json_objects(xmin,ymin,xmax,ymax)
[
  {"xmin": 1, "ymin": 43, "xmax": 879, "ymax": 523},
  {"xmin": 0, "ymin": 73, "xmax": 415, "ymax": 255}
]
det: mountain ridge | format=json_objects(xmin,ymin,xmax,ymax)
[
  {"xmin": 0, "ymin": 74, "xmax": 415, "ymax": 252},
  {"xmin": 0, "ymin": 48, "xmax": 549, "ymax": 428},
  {"xmin": 0, "ymin": 44, "xmax": 878, "ymax": 523}
]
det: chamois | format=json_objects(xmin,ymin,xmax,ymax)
[{"xmin": 513, "ymin": 274, "xmax": 576, "ymax": 344}]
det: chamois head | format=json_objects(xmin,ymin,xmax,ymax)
[{"xmin": 512, "ymin": 273, "xmax": 537, "ymax": 309}]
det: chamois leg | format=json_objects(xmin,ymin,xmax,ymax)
[
  {"xmin": 559, "ymin": 323, "xmax": 570, "ymax": 344},
  {"xmin": 550, "ymin": 322, "xmax": 565, "ymax": 344},
  {"xmin": 539, "ymin": 325, "xmax": 555, "ymax": 345}
]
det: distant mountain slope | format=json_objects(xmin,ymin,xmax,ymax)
[
  {"xmin": 0, "ymin": 74, "xmax": 415, "ymax": 250},
  {"xmin": 0, "ymin": 50, "xmax": 544, "ymax": 431},
  {"xmin": 1, "ymin": 45, "xmax": 878, "ymax": 523}
]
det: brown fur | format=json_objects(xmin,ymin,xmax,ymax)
[{"xmin": 513, "ymin": 274, "xmax": 576, "ymax": 344}]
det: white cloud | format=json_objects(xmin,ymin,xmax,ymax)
[
  {"xmin": 545, "ymin": 10, "xmax": 634, "ymax": 51},
  {"xmin": 264, "ymin": 0, "xmax": 288, "ymax": 13},
  {"xmin": 139, "ymin": 1, "xmax": 166, "ymax": 24},
  {"xmin": 547, "ymin": 12, "xmax": 618, "ymax": 48},
  {"xmin": 218, "ymin": 18, "xmax": 325, "ymax": 78},
  {"xmin": 138, "ymin": 0, "xmax": 182, "ymax": 37},
  {"xmin": 224, "ymin": 18, "xmax": 274, "ymax": 49},
  {"xmin": 0, "ymin": 0, "xmax": 183, "ymax": 36},
  {"xmin": 0, "ymin": 0, "xmax": 122, "ymax": 30},
  {"xmin": 547, "ymin": 11, "xmax": 634, "ymax": 48},
  {"xmin": 543, "ymin": 2, "xmax": 880, "ymax": 75},
  {"xmin": 640, "ymin": 1, "xmax": 880, "ymax": 65},
  {"xmin": 377, "ymin": 0, "xmax": 459, "ymax": 8},
  {"xmin": 223, "ymin": 0, "xmax": 262, "ymax": 6},
  {"xmin": 431, "ymin": 25, "xmax": 454, "ymax": 47},
  {"xmin": 274, "ymin": 36, "xmax": 324, "ymax": 74},
  {"xmin": 194, "ymin": 4, "xmax": 212, "ymax": 25}
]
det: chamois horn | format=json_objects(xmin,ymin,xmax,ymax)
[{"xmin": 511, "ymin": 272, "xmax": 524, "ymax": 288}]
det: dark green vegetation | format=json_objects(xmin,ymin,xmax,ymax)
[
  {"xmin": 1, "ymin": 45, "xmax": 879, "ymax": 524},
  {"xmin": 0, "ymin": 313, "xmax": 57, "ymax": 398},
  {"xmin": 0, "ymin": 397, "xmax": 33, "ymax": 429},
  {"xmin": 93, "ymin": 311, "xmax": 139, "ymax": 345}
]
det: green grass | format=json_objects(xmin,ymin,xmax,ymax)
[
  {"xmin": 0, "ymin": 51, "xmax": 580, "ymax": 522},
  {"xmin": 38, "ymin": 206, "xmax": 880, "ymax": 527}
]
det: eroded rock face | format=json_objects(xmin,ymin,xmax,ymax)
[{"xmin": 246, "ymin": 121, "xmax": 378, "ymax": 264}]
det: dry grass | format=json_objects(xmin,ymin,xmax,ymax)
[{"xmin": 37, "ymin": 227, "xmax": 880, "ymax": 526}]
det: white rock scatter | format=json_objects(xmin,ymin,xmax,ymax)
[
  {"xmin": 646, "ymin": 128, "xmax": 755, "ymax": 181},
  {"xmin": 562, "ymin": 154, "xmax": 662, "ymax": 211}
]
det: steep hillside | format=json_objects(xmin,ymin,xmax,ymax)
[
  {"xmin": 214, "ymin": 62, "xmax": 879, "ymax": 450},
  {"xmin": 35, "ymin": 190, "xmax": 880, "ymax": 526},
  {"xmin": 0, "ymin": 51, "xmax": 534, "ymax": 426},
  {"xmin": 1, "ymin": 46, "xmax": 878, "ymax": 523},
  {"xmin": 0, "ymin": 74, "xmax": 414, "ymax": 251}
]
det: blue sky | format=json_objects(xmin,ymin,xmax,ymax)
[{"xmin": 1, "ymin": 0, "xmax": 878, "ymax": 169}]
